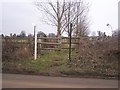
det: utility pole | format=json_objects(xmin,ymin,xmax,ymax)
[
  {"xmin": 69, "ymin": 23, "xmax": 72, "ymax": 62},
  {"xmin": 34, "ymin": 25, "xmax": 37, "ymax": 60}
]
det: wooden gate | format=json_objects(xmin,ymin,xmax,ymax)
[{"xmin": 37, "ymin": 37, "xmax": 80, "ymax": 51}]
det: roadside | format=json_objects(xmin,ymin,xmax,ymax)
[
  {"xmin": 2, "ymin": 37, "xmax": 119, "ymax": 80},
  {"xmin": 2, "ymin": 50, "xmax": 118, "ymax": 80},
  {"xmin": 2, "ymin": 74, "xmax": 118, "ymax": 88}
]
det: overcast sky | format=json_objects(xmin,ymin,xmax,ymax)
[{"xmin": 1, "ymin": 0, "xmax": 119, "ymax": 36}]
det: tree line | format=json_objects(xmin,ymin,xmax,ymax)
[
  {"xmin": 1, "ymin": 30, "xmax": 56, "ymax": 38},
  {"xmin": 1, "ymin": 29, "xmax": 119, "ymax": 39}
]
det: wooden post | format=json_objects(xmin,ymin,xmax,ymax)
[
  {"xmin": 58, "ymin": 35, "xmax": 61, "ymax": 50},
  {"xmin": 69, "ymin": 23, "xmax": 72, "ymax": 62},
  {"xmin": 34, "ymin": 25, "xmax": 37, "ymax": 60}
]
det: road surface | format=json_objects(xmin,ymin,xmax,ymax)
[{"xmin": 2, "ymin": 74, "xmax": 118, "ymax": 88}]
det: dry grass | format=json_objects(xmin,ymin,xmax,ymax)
[{"xmin": 2, "ymin": 36, "xmax": 119, "ymax": 79}]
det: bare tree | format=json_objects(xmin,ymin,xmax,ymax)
[
  {"xmin": 35, "ymin": 0, "xmax": 68, "ymax": 38},
  {"xmin": 35, "ymin": 0, "xmax": 89, "ymax": 37},
  {"xmin": 72, "ymin": 1, "xmax": 89, "ymax": 37}
]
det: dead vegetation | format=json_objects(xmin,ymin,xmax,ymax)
[
  {"xmin": 2, "ymin": 36, "xmax": 119, "ymax": 79},
  {"xmin": 2, "ymin": 37, "xmax": 33, "ymax": 61}
]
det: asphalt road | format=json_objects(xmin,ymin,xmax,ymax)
[{"xmin": 2, "ymin": 74, "xmax": 118, "ymax": 88}]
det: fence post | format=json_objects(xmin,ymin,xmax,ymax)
[
  {"xmin": 69, "ymin": 23, "xmax": 72, "ymax": 62},
  {"xmin": 34, "ymin": 25, "xmax": 37, "ymax": 60},
  {"xmin": 58, "ymin": 35, "xmax": 61, "ymax": 50}
]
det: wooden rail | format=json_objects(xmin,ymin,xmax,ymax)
[
  {"xmin": 2, "ymin": 37, "xmax": 80, "ymax": 51},
  {"xmin": 38, "ymin": 42, "xmax": 61, "ymax": 45}
]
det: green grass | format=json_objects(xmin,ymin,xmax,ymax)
[{"xmin": 2, "ymin": 50, "xmax": 118, "ymax": 79}]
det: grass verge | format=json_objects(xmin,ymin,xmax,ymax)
[{"xmin": 2, "ymin": 50, "xmax": 118, "ymax": 79}]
